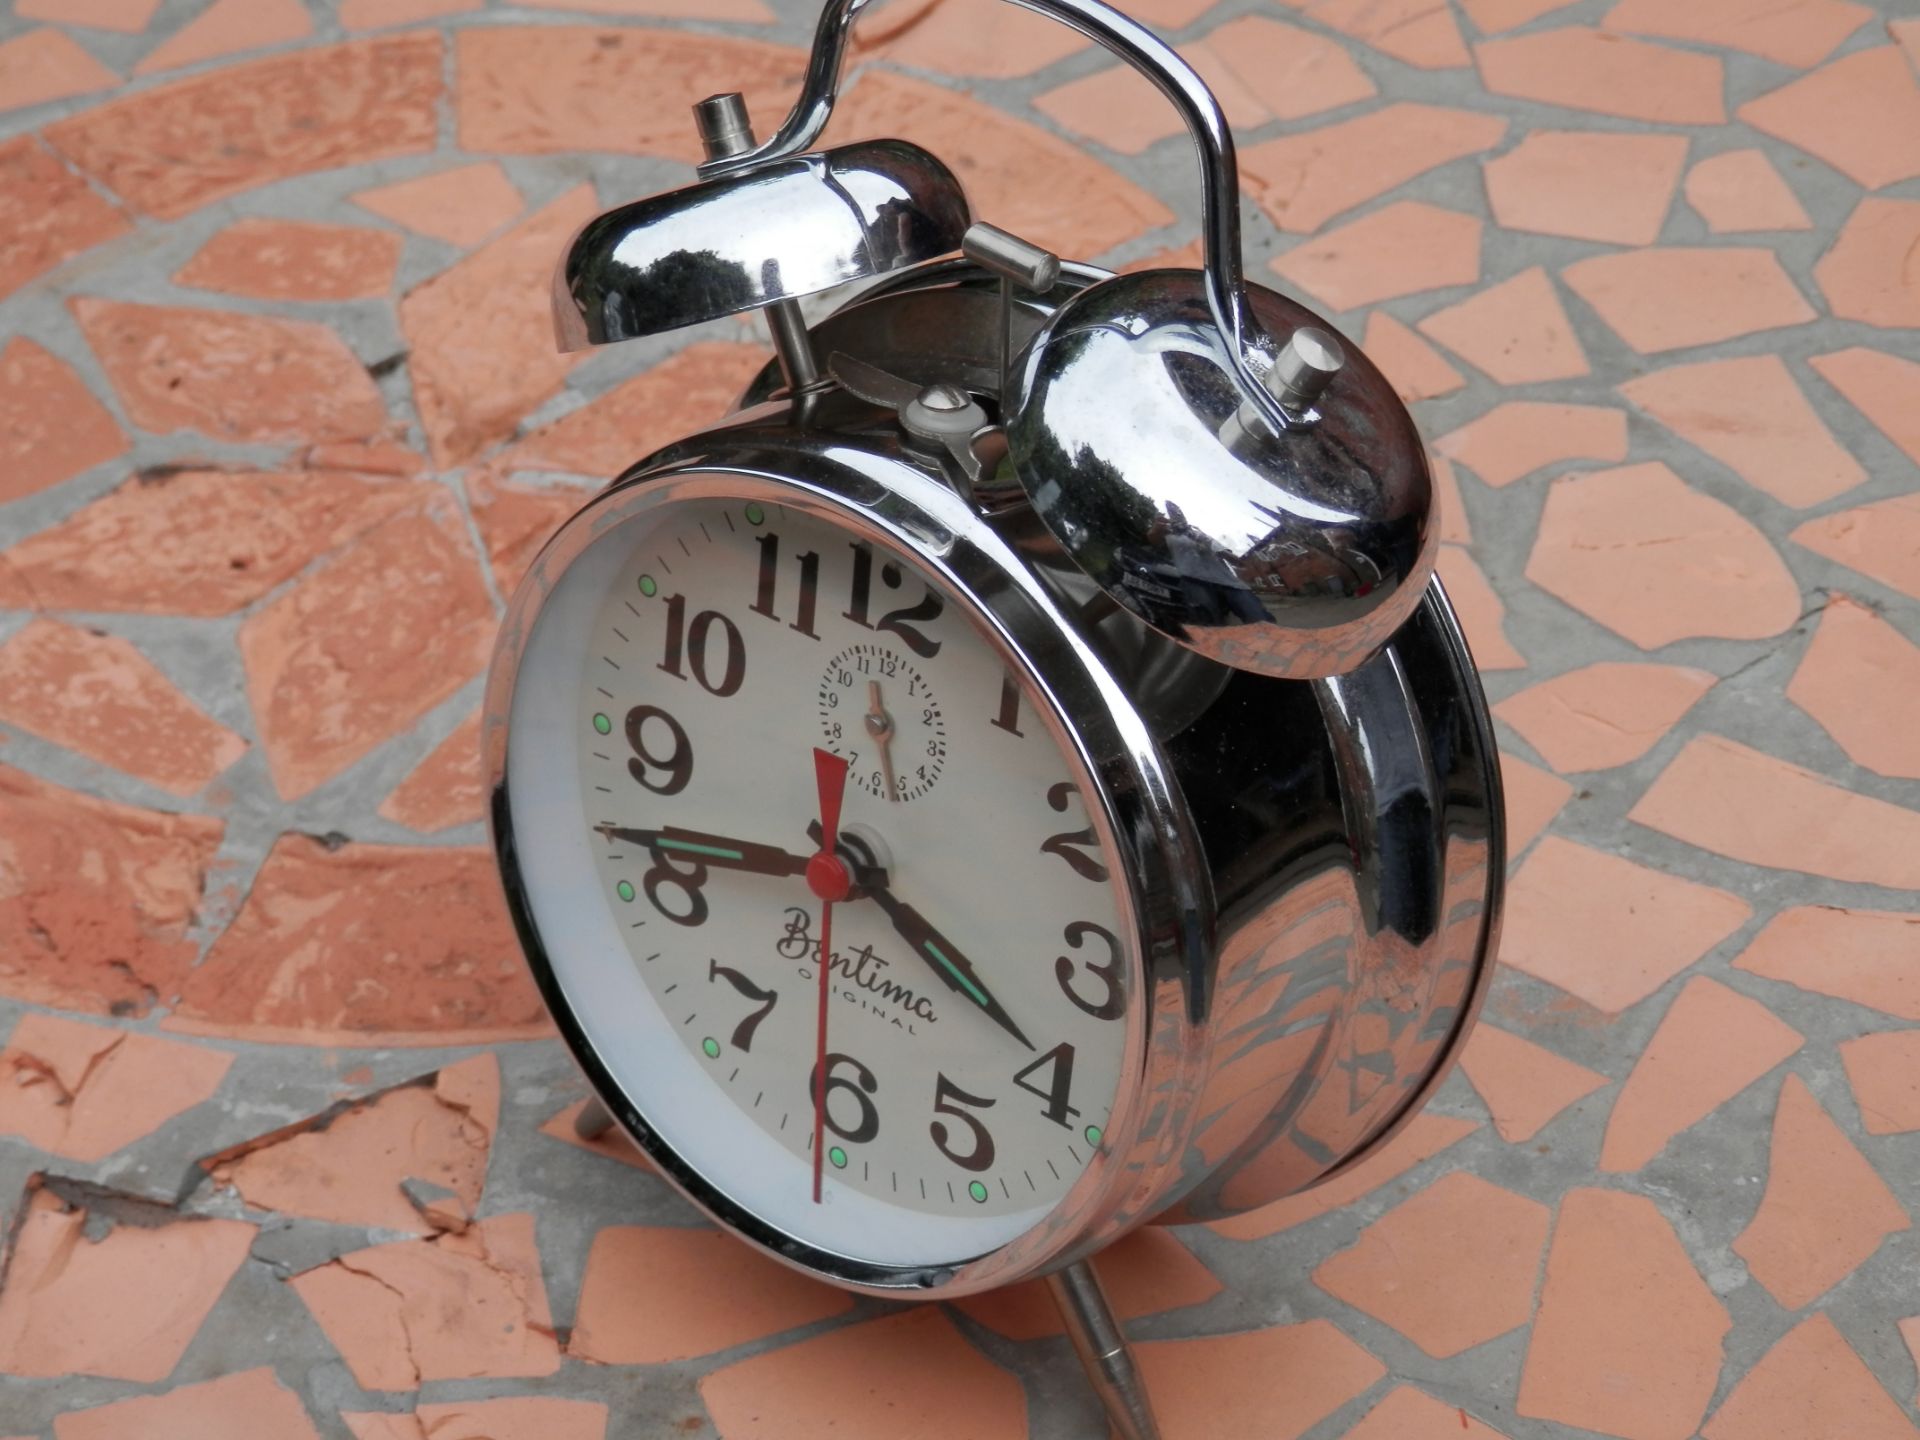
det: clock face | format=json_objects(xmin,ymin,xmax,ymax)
[{"xmin": 503, "ymin": 487, "xmax": 1137, "ymax": 1270}]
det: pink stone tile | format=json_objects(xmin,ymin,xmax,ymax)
[
  {"xmin": 1502, "ymin": 838, "xmax": 1752, "ymax": 1014},
  {"xmin": 955, "ymin": 1229, "xmax": 1220, "ymax": 1340},
  {"xmin": 1458, "ymin": 0, "xmax": 1576, "ymax": 32},
  {"xmin": 1841, "ymin": 1030, "xmax": 1920, "ymax": 1135},
  {"xmin": 860, "ymin": 0, "xmax": 1087, "ymax": 78},
  {"xmin": 1457, "ymin": 1022, "xmax": 1608, "ymax": 1143},
  {"xmin": 340, "ymin": 0, "xmax": 480, "ymax": 28},
  {"xmin": 1501, "ymin": 750, "xmax": 1572, "ymax": 854},
  {"xmin": 54, "ymin": 1368, "xmax": 322, "ymax": 1440},
  {"xmin": 700, "ymin": 1308, "xmax": 1027, "ymax": 1440},
  {"xmin": 0, "ymin": 765, "xmax": 221, "ymax": 1018},
  {"xmin": 1435, "ymin": 544, "xmax": 1524, "ymax": 671},
  {"xmin": 1342, "ymin": 1387, "xmax": 1512, "ymax": 1439},
  {"xmin": 1740, "ymin": 48, "xmax": 1920, "ymax": 189},
  {"xmin": 134, "ymin": 0, "xmax": 311, "ymax": 75},
  {"xmin": 1520, "ymin": 1189, "xmax": 1731, "ymax": 1439},
  {"xmin": 1430, "ymin": 453, "xmax": 1471, "ymax": 544},
  {"xmin": 1789, "ymin": 596, "xmax": 1920, "ymax": 779},
  {"xmin": 1814, "ymin": 198, "xmax": 1920, "ymax": 327},
  {"xmin": 0, "ymin": 1012, "xmax": 231, "ymax": 1161},
  {"xmin": 538, "ymin": 1098, "xmax": 653, "ymax": 1169},
  {"xmin": 1794, "ymin": 494, "xmax": 1920, "ymax": 602},
  {"xmin": 1895, "ymin": 16, "xmax": 1920, "ymax": 68},
  {"xmin": 352, "ymin": 162, "xmax": 525, "ymax": 248},
  {"xmin": 1476, "ymin": 28, "xmax": 1725, "ymax": 124},
  {"xmin": 17, "ymin": 0, "xmax": 162, "ymax": 33},
  {"xmin": 0, "ymin": 29, "xmax": 119, "ymax": 113},
  {"xmin": 1705, "ymin": 1314, "xmax": 1920, "ymax": 1440},
  {"xmin": 0, "ymin": 337, "xmax": 125, "ymax": 504},
  {"xmin": 47, "ymin": 35, "xmax": 441, "ymax": 220},
  {"xmin": 1736, "ymin": 906, "xmax": 1920, "ymax": 1021},
  {"xmin": 1483, "ymin": 130, "xmax": 1688, "ymax": 246},
  {"xmin": 1604, "ymin": 0, "xmax": 1870, "ymax": 65},
  {"xmin": 1436, "ymin": 402, "xmax": 1626, "ymax": 488},
  {"xmin": 1526, "ymin": 462, "xmax": 1802, "ymax": 647},
  {"xmin": 174, "ymin": 217, "xmax": 400, "ymax": 302},
  {"xmin": 1242, "ymin": 102, "xmax": 1506, "ymax": 235},
  {"xmin": 0, "ymin": 1184, "xmax": 254, "ymax": 1382},
  {"xmin": 380, "ymin": 711, "xmax": 485, "ymax": 833},
  {"xmin": 73, "ymin": 297, "xmax": 386, "ymax": 445},
  {"xmin": 1685, "ymin": 149, "xmax": 1812, "ymax": 233},
  {"xmin": 1134, "ymin": 1321, "xmax": 1385, "ymax": 1440},
  {"xmin": 1416, "ymin": 267, "xmax": 1588, "ymax": 384},
  {"xmin": 1563, "ymin": 247, "xmax": 1815, "ymax": 354},
  {"xmin": 1621, "ymin": 355, "xmax": 1862, "ymax": 507},
  {"xmin": 169, "ymin": 835, "xmax": 548, "ymax": 1046},
  {"xmin": 0, "ymin": 618, "xmax": 245, "ymax": 796},
  {"xmin": 1496, "ymin": 662, "xmax": 1715, "ymax": 772},
  {"xmin": 1732, "ymin": 1074, "xmax": 1909, "ymax": 1307},
  {"xmin": 1812, "ymin": 347, "xmax": 1920, "ymax": 466},
  {"xmin": 346, "ymin": 1399, "xmax": 607, "ymax": 1440},
  {"xmin": 1314, "ymin": 1172, "xmax": 1550, "ymax": 1357},
  {"xmin": 1631, "ymin": 734, "xmax": 1920, "ymax": 889},
  {"xmin": 0, "ymin": 136, "xmax": 131, "ymax": 302},
  {"xmin": 1600, "ymin": 977, "xmax": 1802, "ymax": 1172},
  {"xmin": 1361, "ymin": 311, "xmax": 1463, "ymax": 403},
  {"xmin": 291, "ymin": 1213, "xmax": 560, "ymax": 1389},
  {"xmin": 463, "ymin": 474, "xmax": 594, "ymax": 599},
  {"xmin": 1272, "ymin": 201, "xmax": 1482, "ymax": 313},
  {"xmin": 1272, "ymin": 0, "xmax": 1471, "ymax": 69},
  {"xmin": 521, "ymin": 0, "xmax": 771, "ymax": 17}
]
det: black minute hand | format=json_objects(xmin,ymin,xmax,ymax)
[
  {"xmin": 861, "ymin": 876, "xmax": 1034, "ymax": 1052},
  {"xmin": 595, "ymin": 824, "xmax": 811, "ymax": 879}
]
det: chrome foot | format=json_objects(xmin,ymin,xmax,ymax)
[
  {"xmin": 1046, "ymin": 1258, "xmax": 1162, "ymax": 1440},
  {"xmin": 574, "ymin": 1096, "xmax": 616, "ymax": 1140}
]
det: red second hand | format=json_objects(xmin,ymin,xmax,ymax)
[{"xmin": 806, "ymin": 747, "xmax": 852, "ymax": 1204}]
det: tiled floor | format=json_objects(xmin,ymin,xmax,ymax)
[{"xmin": 1, "ymin": 0, "xmax": 1918, "ymax": 1436}]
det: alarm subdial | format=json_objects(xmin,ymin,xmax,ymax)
[{"xmin": 817, "ymin": 643, "xmax": 946, "ymax": 803}]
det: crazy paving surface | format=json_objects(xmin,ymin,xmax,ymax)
[{"xmin": 0, "ymin": 0, "xmax": 1917, "ymax": 1435}]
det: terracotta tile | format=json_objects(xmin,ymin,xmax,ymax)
[
  {"xmin": 1563, "ymin": 247, "xmax": 1815, "ymax": 354},
  {"xmin": 352, "ymin": 162, "xmax": 524, "ymax": 248},
  {"xmin": 1519, "ymin": 1189, "xmax": 1730, "ymax": 1439},
  {"xmin": 1436, "ymin": 402, "xmax": 1625, "ymax": 489},
  {"xmin": 0, "ymin": 29, "xmax": 119, "ymax": 113},
  {"xmin": 291, "ymin": 1212, "xmax": 560, "ymax": 1389},
  {"xmin": 1123, "ymin": 237, "xmax": 1206, "ymax": 272},
  {"xmin": 1501, "ymin": 750, "xmax": 1572, "ymax": 854},
  {"xmin": 1457, "ymin": 1022, "xmax": 1608, "ymax": 1142},
  {"xmin": 1135, "ymin": 1320, "xmax": 1384, "ymax": 1440},
  {"xmin": 1740, "ymin": 48, "xmax": 1920, "ymax": 190},
  {"xmin": 520, "ymin": 0, "xmax": 771, "ymax": 17},
  {"xmin": 1242, "ymin": 102, "xmax": 1506, "ymax": 235},
  {"xmin": 1814, "ymin": 198, "xmax": 1920, "ymax": 328},
  {"xmin": 1273, "ymin": 200, "xmax": 1482, "ymax": 313},
  {"xmin": 1618, "ymin": 355, "xmax": 1862, "ymax": 508},
  {"xmin": 1362, "ymin": 311, "xmax": 1463, "ymax": 403},
  {"xmin": 1124, "ymin": 0, "xmax": 1220, "ymax": 21},
  {"xmin": 861, "ymin": 0, "xmax": 1087, "ymax": 78},
  {"xmin": 955, "ymin": 1229, "xmax": 1220, "ymax": 1340},
  {"xmin": 701, "ymin": 1308, "xmax": 1026, "ymax": 1440},
  {"xmin": 134, "ymin": 0, "xmax": 311, "ymax": 75},
  {"xmin": 1526, "ymin": 462, "xmax": 1802, "ymax": 647},
  {"xmin": 538, "ymin": 1098, "xmax": 653, "ymax": 1169},
  {"xmin": 1434, "ymin": 544, "xmax": 1524, "ymax": 671},
  {"xmin": 209, "ymin": 1054, "xmax": 498, "ymax": 1234},
  {"xmin": 340, "ymin": 0, "xmax": 480, "ymax": 28},
  {"xmin": 0, "ymin": 136, "xmax": 131, "ymax": 302},
  {"xmin": 1605, "ymin": 0, "xmax": 1869, "ymax": 65},
  {"xmin": 17, "ymin": 0, "xmax": 163, "ymax": 32},
  {"xmin": 1895, "ymin": 16, "xmax": 1920, "ymax": 67},
  {"xmin": 1341, "ymin": 1386, "xmax": 1512, "ymax": 1439},
  {"xmin": 47, "ymin": 35, "xmax": 441, "ymax": 220},
  {"xmin": 1483, "ymin": 130, "xmax": 1687, "ymax": 246},
  {"xmin": 1315, "ymin": 1172, "xmax": 1549, "ymax": 1357},
  {"xmin": 1736, "ymin": 906, "xmax": 1920, "ymax": 1021},
  {"xmin": 1431, "ymin": 453, "xmax": 1471, "ymax": 545},
  {"xmin": 462, "ymin": 474, "xmax": 592, "ymax": 598},
  {"xmin": 1733, "ymin": 1074, "xmax": 1909, "ymax": 1307},
  {"xmin": 174, "ymin": 217, "xmax": 400, "ymax": 303},
  {"xmin": 1210, "ymin": 1111, "xmax": 1479, "ymax": 1240},
  {"xmin": 1416, "ymin": 267, "xmax": 1587, "ymax": 384},
  {"xmin": 346, "ymin": 1399, "xmax": 607, "ymax": 1440},
  {"xmin": 401, "ymin": 187, "xmax": 595, "ymax": 470},
  {"xmin": 1457, "ymin": 0, "xmax": 1576, "ymax": 33},
  {"xmin": 73, "ymin": 297, "xmax": 386, "ymax": 445},
  {"xmin": 1789, "ymin": 596, "xmax": 1920, "ymax": 779},
  {"xmin": 1630, "ymin": 734, "xmax": 1920, "ymax": 889},
  {"xmin": 1685, "ymin": 149, "xmax": 1811, "ymax": 234},
  {"xmin": 1841, "ymin": 1030, "xmax": 1920, "ymax": 1135},
  {"xmin": 169, "ymin": 835, "xmax": 548, "ymax": 1046},
  {"xmin": 1793, "ymin": 494, "xmax": 1920, "ymax": 602},
  {"xmin": 0, "ymin": 618, "xmax": 246, "ymax": 796},
  {"xmin": 380, "ymin": 711, "xmax": 485, "ymax": 834},
  {"xmin": 54, "ymin": 1367, "xmax": 322, "ymax": 1440},
  {"xmin": 238, "ymin": 501, "xmax": 494, "ymax": 800},
  {"xmin": 1271, "ymin": 0, "xmax": 1471, "ymax": 69},
  {"xmin": 0, "ymin": 765, "xmax": 221, "ymax": 1018},
  {"xmin": 0, "ymin": 1012, "xmax": 231, "ymax": 1161},
  {"xmin": 1905, "ymin": 1319, "xmax": 1920, "ymax": 1408},
  {"xmin": 1476, "ymin": 28, "xmax": 1725, "ymax": 124},
  {"xmin": 0, "ymin": 1183, "xmax": 254, "ymax": 1382},
  {"xmin": 0, "ymin": 467, "xmax": 430, "ymax": 617},
  {"xmin": 0, "ymin": 337, "xmax": 126, "ymax": 504},
  {"xmin": 1497, "ymin": 663, "xmax": 1714, "ymax": 773},
  {"xmin": 1812, "ymin": 347, "xmax": 1920, "ymax": 467},
  {"xmin": 1706, "ymin": 1313, "xmax": 1919, "ymax": 1440},
  {"xmin": 1600, "ymin": 977, "xmax": 1802, "ymax": 1171}
]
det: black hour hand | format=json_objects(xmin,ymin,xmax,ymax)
[{"xmin": 595, "ymin": 824, "xmax": 810, "ymax": 879}]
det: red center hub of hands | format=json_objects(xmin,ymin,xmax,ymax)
[{"xmin": 805, "ymin": 850, "xmax": 852, "ymax": 903}]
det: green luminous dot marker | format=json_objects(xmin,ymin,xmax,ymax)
[
  {"xmin": 637, "ymin": 574, "xmax": 658, "ymax": 598},
  {"xmin": 828, "ymin": 1146, "xmax": 848, "ymax": 1170},
  {"xmin": 744, "ymin": 502, "xmax": 766, "ymax": 526},
  {"xmin": 967, "ymin": 1180, "xmax": 989, "ymax": 1204},
  {"xmin": 1084, "ymin": 1124, "xmax": 1103, "ymax": 1148},
  {"xmin": 592, "ymin": 712, "xmax": 612, "ymax": 735},
  {"xmin": 616, "ymin": 880, "xmax": 636, "ymax": 903},
  {"xmin": 701, "ymin": 1037, "xmax": 721, "ymax": 1060}
]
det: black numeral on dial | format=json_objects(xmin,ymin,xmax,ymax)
[
  {"xmin": 811, "ymin": 1052, "xmax": 880, "ymax": 1144},
  {"xmin": 624, "ymin": 705, "xmax": 692, "ymax": 795},
  {"xmin": 707, "ymin": 960, "xmax": 777, "ymax": 1051},
  {"xmin": 749, "ymin": 533, "xmax": 821, "ymax": 640},
  {"xmin": 1040, "ymin": 782, "xmax": 1109, "ymax": 882},
  {"xmin": 642, "ymin": 847, "xmax": 709, "ymax": 927},
  {"xmin": 843, "ymin": 541, "xmax": 944, "ymax": 658},
  {"xmin": 1012, "ymin": 1042, "xmax": 1081, "ymax": 1129},
  {"xmin": 658, "ymin": 594, "xmax": 745, "ymax": 697},
  {"xmin": 929, "ymin": 1073, "xmax": 997, "ymax": 1172},
  {"xmin": 1056, "ymin": 919, "xmax": 1124, "ymax": 1021},
  {"xmin": 990, "ymin": 670, "xmax": 1024, "ymax": 737}
]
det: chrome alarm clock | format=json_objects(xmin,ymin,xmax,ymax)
[{"xmin": 484, "ymin": 1, "xmax": 1501, "ymax": 1433}]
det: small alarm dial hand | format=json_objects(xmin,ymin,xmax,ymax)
[{"xmin": 864, "ymin": 680, "xmax": 901, "ymax": 802}]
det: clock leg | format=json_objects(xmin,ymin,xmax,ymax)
[
  {"xmin": 574, "ymin": 1096, "xmax": 615, "ymax": 1140},
  {"xmin": 1045, "ymin": 1259, "xmax": 1163, "ymax": 1440}
]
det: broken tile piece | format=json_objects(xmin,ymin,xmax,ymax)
[
  {"xmin": 0, "ymin": 336, "xmax": 126, "ymax": 505},
  {"xmin": 1618, "ymin": 354, "xmax": 1863, "ymax": 508},
  {"xmin": 1630, "ymin": 735, "xmax": 1920, "ymax": 890},
  {"xmin": 1733, "ymin": 1074, "xmax": 1909, "ymax": 1308},
  {"xmin": 1496, "ymin": 663, "xmax": 1715, "ymax": 772},
  {"xmin": 1501, "ymin": 750, "xmax": 1572, "ymax": 855},
  {"xmin": 1435, "ymin": 545, "xmax": 1525, "ymax": 671},
  {"xmin": 1526, "ymin": 462, "xmax": 1802, "ymax": 648},
  {"xmin": 134, "ymin": 0, "xmax": 312, "ymax": 75},
  {"xmin": 0, "ymin": 1013, "xmax": 231, "ymax": 1161},
  {"xmin": 1430, "ymin": 454, "xmax": 1471, "ymax": 544},
  {"xmin": 0, "ymin": 136, "xmax": 131, "ymax": 302},
  {"xmin": 1437, "ymin": 402, "xmax": 1626, "ymax": 488},
  {"xmin": 1475, "ymin": 28, "xmax": 1726, "ymax": 124},
  {"xmin": 340, "ymin": 0, "xmax": 480, "ymax": 27},
  {"xmin": 379, "ymin": 712, "xmax": 485, "ymax": 834},
  {"xmin": 54, "ymin": 1367, "xmax": 322, "ymax": 1440},
  {"xmin": 1271, "ymin": 0, "xmax": 1471, "ymax": 69},
  {"xmin": 1739, "ymin": 47, "xmax": 1920, "ymax": 190},
  {"xmin": 352, "ymin": 161, "xmax": 524, "ymax": 248},
  {"xmin": 0, "ymin": 1183, "xmax": 255, "ymax": 1382},
  {"xmin": 1813, "ymin": 198, "xmax": 1920, "ymax": 328},
  {"xmin": 1840, "ymin": 1030, "xmax": 1920, "ymax": 1135},
  {"xmin": 1685, "ymin": 149, "xmax": 1812, "ymax": 233},
  {"xmin": 1600, "ymin": 977, "xmax": 1803, "ymax": 1172},
  {"xmin": 1483, "ymin": 130, "xmax": 1688, "ymax": 246},
  {"xmin": 1518, "ymin": 1189, "xmax": 1731, "ymax": 1440},
  {"xmin": 1457, "ymin": 1022, "xmax": 1609, "ymax": 1143},
  {"xmin": 1812, "ymin": 347, "xmax": 1920, "ymax": 467},
  {"xmin": 1563, "ymin": 247, "xmax": 1816, "ymax": 354},
  {"xmin": 0, "ymin": 29, "xmax": 119, "ymax": 113},
  {"xmin": 1788, "ymin": 596, "xmax": 1920, "ymax": 778},
  {"xmin": 344, "ymin": 1399, "xmax": 607, "ymax": 1440},
  {"xmin": 1794, "ymin": 495, "xmax": 1920, "ymax": 603},
  {"xmin": 17, "ymin": 0, "xmax": 163, "ymax": 32},
  {"xmin": 174, "ymin": 217, "xmax": 400, "ymax": 302},
  {"xmin": 863, "ymin": 0, "xmax": 1087, "ymax": 77},
  {"xmin": 1735, "ymin": 906, "xmax": 1920, "ymax": 1021},
  {"xmin": 1271, "ymin": 201, "xmax": 1482, "ymax": 312},
  {"xmin": 1416, "ymin": 267, "xmax": 1588, "ymax": 384},
  {"xmin": 1343, "ymin": 1387, "xmax": 1513, "ymax": 1439},
  {"xmin": 1135, "ymin": 1320, "xmax": 1383, "ymax": 1440},
  {"xmin": 538, "ymin": 1099, "xmax": 652, "ymax": 1169},
  {"xmin": 1361, "ymin": 311, "xmax": 1464, "ymax": 403},
  {"xmin": 462, "ymin": 473, "xmax": 594, "ymax": 597},
  {"xmin": 1603, "ymin": 0, "xmax": 1870, "ymax": 65},
  {"xmin": 1704, "ymin": 1313, "xmax": 1920, "ymax": 1440},
  {"xmin": 956, "ymin": 1229, "xmax": 1221, "ymax": 1340}
]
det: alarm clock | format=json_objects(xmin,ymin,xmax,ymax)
[{"xmin": 483, "ymin": 1, "xmax": 1501, "ymax": 1432}]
